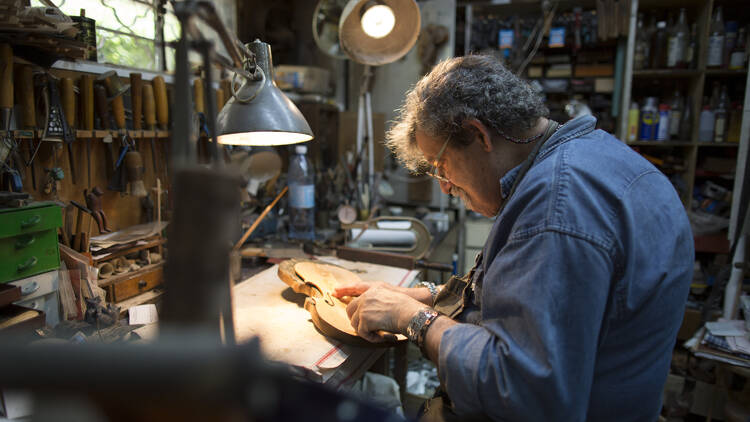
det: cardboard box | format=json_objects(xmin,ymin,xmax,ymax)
[{"xmin": 274, "ymin": 65, "xmax": 330, "ymax": 95}]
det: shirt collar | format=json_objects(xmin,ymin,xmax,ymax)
[{"xmin": 498, "ymin": 115, "xmax": 598, "ymax": 199}]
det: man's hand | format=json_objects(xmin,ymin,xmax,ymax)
[
  {"xmin": 344, "ymin": 285, "xmax": 425, "ymax": 343},
  {"xmin": 333, "ymin": 282, "xmax": 434, "ymax": 306}
]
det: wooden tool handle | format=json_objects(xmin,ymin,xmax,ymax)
[
  {"xmin": 80, "ymin": 74, "xmax": 94, "ymax": 131},
  {"xmin": 143, "ymin": 83, "xmax": 156, "ymax": 129},
  {"xmin": 130, "ymin": 73, "xmax": 143, "ymax": 130},
  {"xmin": 103, "ymin": 76, "xmax": 126, "ymax": 129},
  {"xmin": 94, "ymin": 83, "xmax": 109, "ymax": 130},
  {"xmin": 216, "ymin": 87, "xmax": 225, "ymax": 111},
  {"xmin": 152, "ymin": 76, "xmax": 168, "ymax": 129},
  {"xmin": 17, "ymin": 65, "xmax": 35, "ymax": 129},
  {"xmin": 61, "ymin": 77, "xmax": 75, "ymax": 128},
  {"xmin": 111, "ymin": 94, "xmax": 126, "ymax": 129},
  {"xmin": 193, "ymin": 78, "xmax": 204, "ymax": 114},
  {"xmin": 0, "ymin": 44, "xmax": 13, "ymax": 110}
]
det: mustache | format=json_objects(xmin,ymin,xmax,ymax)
[{"xmin": 449, "ymin": 185, "xmax": 473, "ymax": 210}]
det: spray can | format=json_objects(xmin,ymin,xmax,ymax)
[
  {"xmin": 639, "ymin": 97, "xmax": 659, "ymax": 141},
  {"xmin": 656, "ymin": 104, "xmax": 670, "ymax": 141}
]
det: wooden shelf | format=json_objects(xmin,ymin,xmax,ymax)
[
  {"xmin": 705, "ymin": 68, "xmax": 748, "ymax": 77},
  {"xmin": 697, "ymin": 142, "xmax": 740, "ymax": 147},
  {"xmin": 627, "ymin": 141, "xmax": 695, "ymax": 147},
  {"xmin": 632, "ymin": 69, "xmax": 701, "ymax": 78},
  {"xmin": 92, "ymin": 237, "xmax": 166, "ymax": 266},
  {"xmin": 4, "ymin": 129, "xmax": 171, "ymax": 140}
]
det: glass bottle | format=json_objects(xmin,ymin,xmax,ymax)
[
  {"xmin": 729, "ymin": 27, "xmax": 747, "ymax": 70},
  {"xmin": 686, "ymin": 23, "xmax": 698, "ymax": 69},
  {"xmin": 667, "ymin": 9, "xmax": 690, "ymax": 68},
  {"xmin": 668, "ymin": 89, "xmax": 683, "ymax": 139},
  {"xmin": 707, "ymin": 7, "xmax": 725, "ymax": 67},
  {"xmin": 651, "ymin": 21, "xmax": 668, "ymax": 69},
  {"xmin": 634, "ymin": 13, "xmax": 649, "ymax": 70},
  {"xmin": 679, "ymin": 96, "xmax": 693, "ymax": 141},
  {"xmin": 713, "ymin": 86, "xmax": 729, "ymax": 142}
]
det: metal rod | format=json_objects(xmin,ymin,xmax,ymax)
[{"xmin": 233, "ymin": 186, "xmax": 288, "ymax": 251}]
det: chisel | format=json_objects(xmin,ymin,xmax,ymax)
[
  {"xmin": 143, "ymin": 83, "xmax": 158, "ymax": 176},
  {"xmin": 80, "ymin": 74, "xmax": 94, "ymax": 188},
  {"xmin": 16, "ymin": 65, "xmax": 37, "ymax": 189},
  {"xmin": 94, "ymin": 83, "xmax": 116, "ymax": 182},
  {"xmin": 60, "ymin": 77, "xmax": 77, "ymax": 184},
  {"xmin": 194, "ymin": 78, "xmax": 205, "ymax": 159},
  {"xmin": 152, "ymin": 76, "xmax": 168, "ymax": 178},
  {"xmin": 129, "ymin": 73, "xmax": 143, "ymax": 130}
]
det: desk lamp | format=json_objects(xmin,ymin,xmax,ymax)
[{"xmin": 163, "ymin": 1, "xmax": 312, "ymax": 346}]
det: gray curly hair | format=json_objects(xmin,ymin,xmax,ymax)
[{"xmin": 385, "ymin": 55, "xmax": 549, "ymax": 172}]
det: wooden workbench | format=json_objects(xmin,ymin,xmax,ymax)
[{"xmin": 232, "ymin": 256, "xmax": 419, "ymax": 389}]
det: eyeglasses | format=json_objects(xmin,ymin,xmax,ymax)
[{"xmin": 426, "ymin": 135, "xmax": 451, "ymax": 183}]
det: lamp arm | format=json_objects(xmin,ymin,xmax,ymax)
[{"xmin": 194, "ymin": 1, "xmax": 249, "ymax": 72}]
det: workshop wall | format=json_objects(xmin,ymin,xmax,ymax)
[{"xmin": 14, "ymin": 67, "xmax": 171, "ymax": 237}]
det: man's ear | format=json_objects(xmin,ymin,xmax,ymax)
[{"xmin": 465, "ymin": 119, "xmax": 493, "ymax": 152}]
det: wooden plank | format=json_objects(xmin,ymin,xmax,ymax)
[{"xmin": 116, "ymin": 288, "xmax": 164, "ymax": 316}]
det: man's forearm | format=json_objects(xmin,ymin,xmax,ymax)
[
  {"xmin": 422, "ymin": 316, "xmax": 457, "ymax": 363},
  {"xmin": 402, "ymin": 287, "xmax": 434, "ymax": 305}
]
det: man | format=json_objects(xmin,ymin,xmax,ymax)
[{"xmin": 334, "ymin": 55, "xmax": 694, "ymax": 421}]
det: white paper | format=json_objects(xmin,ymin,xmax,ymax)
[
  {"xmin": 0, "ymin": 390, "xmax": 33, "ymax": 419},
  {"xmin": 128, "ymin": 304, "xmax": 159, "ymax": 325},
  {"xmin": 705, "ymin": 320, "xmax": 747, "ymax": 337},
  {"xmin": 727, "ymin": 335, "xmax": 750, "ymax": 355}
]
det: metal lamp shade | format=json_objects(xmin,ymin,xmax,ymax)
[
  {"xmin": 217, "ymin": 41, "xmax": 313, "ymax": 146},
  {"xmin": 338, "ymin": 0, "xmax": 420, "ymax": 66}
]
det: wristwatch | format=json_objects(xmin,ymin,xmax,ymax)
[
  {"xmin": 406, "ymin": 308, "xmax": 440, "ymax": 352},
  {"xmin": 416, "ymin": 281, "xmax": 439, "ymax": 305}
]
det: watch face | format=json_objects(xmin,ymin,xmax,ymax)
[{"xmin": 337, "ymin": 204, "xmax": 357, "ymax": 225}]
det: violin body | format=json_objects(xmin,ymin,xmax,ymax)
[{"xmin": 278, "ymin": 259, "xmax": 405, "ymax": 347}]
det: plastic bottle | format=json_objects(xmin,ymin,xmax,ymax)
[
  {"xmin": 698, "ymin": 98, "xmax": 715, "ymax": 142},
  {"xmin": 667, "ymin": 9, "xmax": 689, "ymax": 68},
  {"xmin": 639, "ymin": 97, "xmax": 659, "ymax": 141},
  {"xmin": 288, "ymin": 145, "xmax": 315, "ymax": 240},
  {"xmin": 656, "ymin": 104, "xmax": 670, "ymax": 141},
  {"xmin": 627, "ymin": 102, "xmax": 639, "ymax": 142},
  {"xmin": 668, "ymin": 89, "xmax": 683, "ymax": 139},
  {"xmin": 713, "ymin": 86, "xmax": 728, "ymax": 143},
  {"xmin": 686, "ymin": 23, "xmax": 697, "ymax": 68},
  {"xmin": 707, "ymin": 7, "xmax": 725, "ymax": 67},
  {"xmin": 724, "ymin": 21, "xmax": 738, "ymax": 68}
]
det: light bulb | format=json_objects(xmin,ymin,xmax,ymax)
[{"xmin": 361, "ymin": 4, "xmax": 395, "ymax": 39}]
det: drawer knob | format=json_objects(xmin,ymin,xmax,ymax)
[
  {"xmin": 15, "ymin": 235, "xmax": 35, "ymax": 249},
  {"xmin": 20, "ymin": 215, "xmax": 41, "ymax": 229},
  {"xmin": 17, "ymin": 256, "xmax": 38, "ymax": 273},
  {"xmin": 138, "ymin": 280, "xmax": 147, "ymax": 289}
]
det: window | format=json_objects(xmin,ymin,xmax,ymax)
[{"xmin": 46, "ymin": 0, "xmax": 236, "ymax": 72}]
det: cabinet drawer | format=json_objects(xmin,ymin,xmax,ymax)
[
  {"xmin": 0, "ymin": 230, "xmax": 61, "ymax": 283},
  {"xmin": 15, "ymin": 290, "xmax": 60, "ymax": 328},
  {"xmin": 111, "ymin": 264, "xmax": 164, "ymax": 302},
  {"xmin": 0, "ymin": 204, "xmax": 62, "ymax": 238},
  {"xmin": 10, "ymin": 270, "xmax": 59, "ymax": 301}
]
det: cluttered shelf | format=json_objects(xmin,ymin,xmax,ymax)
[
  {"xmin": 632, "ymin": 69, "xmax": 702, "ymax": 78},
  {"xmin": 627, "ymin": 141, "xmax": 695, "ymax": 147},
  {"xmin": 6, "ymin": 129, "xmax": 172, "ymax": 139}
]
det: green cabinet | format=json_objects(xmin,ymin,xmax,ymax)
[{"xmin": 0, "ymin": 203, "xmax": 62, "ymax": 283}]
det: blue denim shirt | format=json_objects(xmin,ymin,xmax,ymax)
[{"xmin": 438, "ymin": 115, "xmax": 694, "ymax": 421}]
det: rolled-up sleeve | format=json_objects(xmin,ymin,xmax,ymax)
[{"xmin": 438, "ymin": 229, "xmax": 613, "ymax": 420}]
